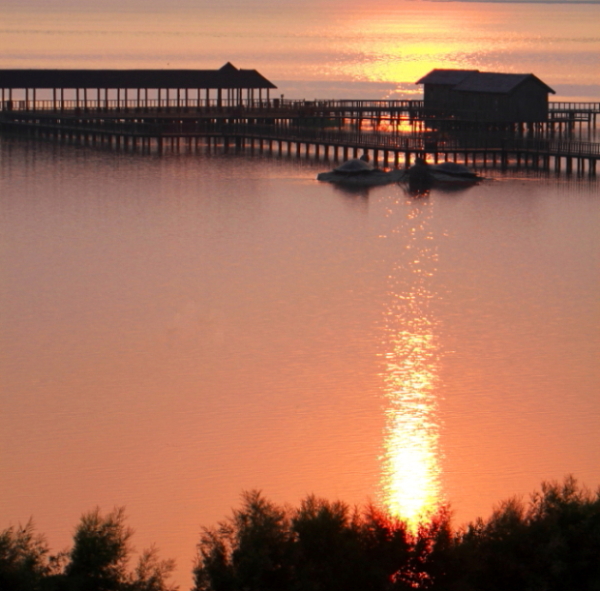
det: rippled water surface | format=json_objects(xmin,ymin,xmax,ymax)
[{"xmin": 2, "ymin": 138, "xmax": 598, "ymax": 586}]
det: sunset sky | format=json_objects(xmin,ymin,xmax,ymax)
[{"xmin": 1, "ymin": 0, "xmax": 599, "ymax": 100}]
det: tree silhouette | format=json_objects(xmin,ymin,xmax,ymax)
[
  {"xmin": 130, "ymin": 545, "xmax": 177, "ymax": 591},
  {"xmin": 194, "ymin": 491, "xmax": 292, "ymax": 591},
  {"xmin": 193, "ymin": 492, "xmax": 416, "ymax": 591},
  {"xmin": 3, "ymin": 476, "xmax": 600, "ymax": 591},
  {"xmin": 64, "ymin": 507, "xmax": 133, "ymax": 591},
  {"xmin": 439, "ymin": 476, "xmax": 600, "ymax": 591},
  {"xmin": 59, "ymin": 507, "xmax": 177, "ymax": 591},
  {"xmin": 0, "ymin": 519, "xmax": 51, "ymax": 591}
]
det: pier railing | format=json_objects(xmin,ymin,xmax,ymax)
[
  {"xmin": 131, "ymin": 121, "xmax": 600, "ymax": 158},
  {"xmin": 0, "ymin": 97, "xmax": 426, "ymax": 114},
  {"xmin": 2, "ymin": 97, "xmax": 598, "ymax": 116},
  {"xmin": 3, "ymin": 114, "xmax": 597, "ymax": 173},
  {"xmin": 549, "ymin": 102, "xmax": 600, "ymax": 113},
  {"xmin": 1, "ymin": 98, "xmax": 278, "ymax": 113},
  {"xmin": 226, "ymin": 125, "xmax": 600, "ymax": 158},
  {"xmin": 16, "ymin": 116, "xmax": 598, "ymax": 159}
]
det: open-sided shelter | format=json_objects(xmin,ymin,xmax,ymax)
[{"xmin": 0, "ymin": 62, "xmax": 277, "ymax": 110}]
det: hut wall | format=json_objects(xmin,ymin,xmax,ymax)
[
  {"xmin": 451, "ymin": 91, "xmax": 505, "ymax": 122},
  {"xmin": 509, "ymin": 78, "xmax": 549, "ymax": 122},
  {"xmin": 423, "ymin": 84, "xmax": 456, "ymax": 113},
  {"xmin": 450, "ymin": 84, "xmax": 549, "ymax": 122}
]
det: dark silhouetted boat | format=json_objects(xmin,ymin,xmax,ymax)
[
  {"xmin": 317, "ymin": 155, "xmax": 404, "ymax": 186},
  {"xmin": 405, "ymin": 158, "xmax": 482, "ymax": 192}
]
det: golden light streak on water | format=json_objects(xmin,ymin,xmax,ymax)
[{"xmin": 380, "ymin": 204, "xmax": 443, "ymax": 530}]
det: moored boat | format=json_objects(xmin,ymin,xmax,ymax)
[
  {"xmin": 404, "ymin": 158, "xmax": 482, "ymax": 192},
  {"xmin": 318, "ymin": 155, "xmax": 405, "ymax": 186}
]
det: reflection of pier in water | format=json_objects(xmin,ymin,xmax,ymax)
[{"xmin": 379, "ymin": 201, "xmax": 443, "ymax": 529}]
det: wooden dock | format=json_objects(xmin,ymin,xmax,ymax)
[{"xmin": 1, "ymin": 98, "xmax": 598, "ymax": 175}]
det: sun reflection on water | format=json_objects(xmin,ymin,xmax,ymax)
[{"xmin": 380, "ymin": 203, "xmax": 443, "ymax": 530}]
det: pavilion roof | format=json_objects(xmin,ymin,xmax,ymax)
[{"xmin": 0, "ymin": 63, "xmax": 277, "ymax": 90}]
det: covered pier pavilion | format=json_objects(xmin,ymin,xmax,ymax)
[{"xmin": 0, "ymin": 62, "xmax": 277, "ymax": 112}]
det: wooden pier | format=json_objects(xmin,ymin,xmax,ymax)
[{"xmin": 1, "ymin": 96, "xmax": 598, "ymax": 176}]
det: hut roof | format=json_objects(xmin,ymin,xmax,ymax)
[
  {"xmin": 416, "ymin": 69, "xmax": 555, "ymax": 94},
  {"xmin": 0, "ymin": 63, "xmax": 277, "ymax": 90},
  {"xmin": 454, "ymin": 72, "xmax": 555, "ymax": 94},
  {"xmin": 416, "ymin": 69, "xmax": 479, "ymax": 86}
]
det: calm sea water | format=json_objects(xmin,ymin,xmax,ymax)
[{"xmin": 1, "ymin": 1, "xmax": 599, "ymax": 588}]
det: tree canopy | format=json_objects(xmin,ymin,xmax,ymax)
[
  {"xmin": 193, "ymin": 477, "xmax": 600, "ymax": 591},
  {"xmin": 1, "ymin": 508, "xmax": 176, "ymax": 591},
  {"xmin": 2, "ymin": 476, "xmax": 600, "ymax": 591}
]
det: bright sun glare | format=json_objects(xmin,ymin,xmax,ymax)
[{"xmin": 380, "ymin": 206, "xmax": 443, "ymax": 531}]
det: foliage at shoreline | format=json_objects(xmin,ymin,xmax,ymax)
[
  {"xmin": 2, "ymin": 476, "xmax": 600, "ymax": 591},
  {"xmin": 0, "ymin": 507, "xmax": 176, "ymax": 591}
]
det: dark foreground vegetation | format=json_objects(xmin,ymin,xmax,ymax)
[{"xmin": 2, "ymin": 476, "xmax": 600, "ymax": 591}]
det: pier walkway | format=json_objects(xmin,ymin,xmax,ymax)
[
  {"xmin": 1, "ymin": 99, "xmax": 598, "ymax": 175},
  {"xmin": 1, "ymin": 98, "xmax": 598, "ymax": 131}
]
